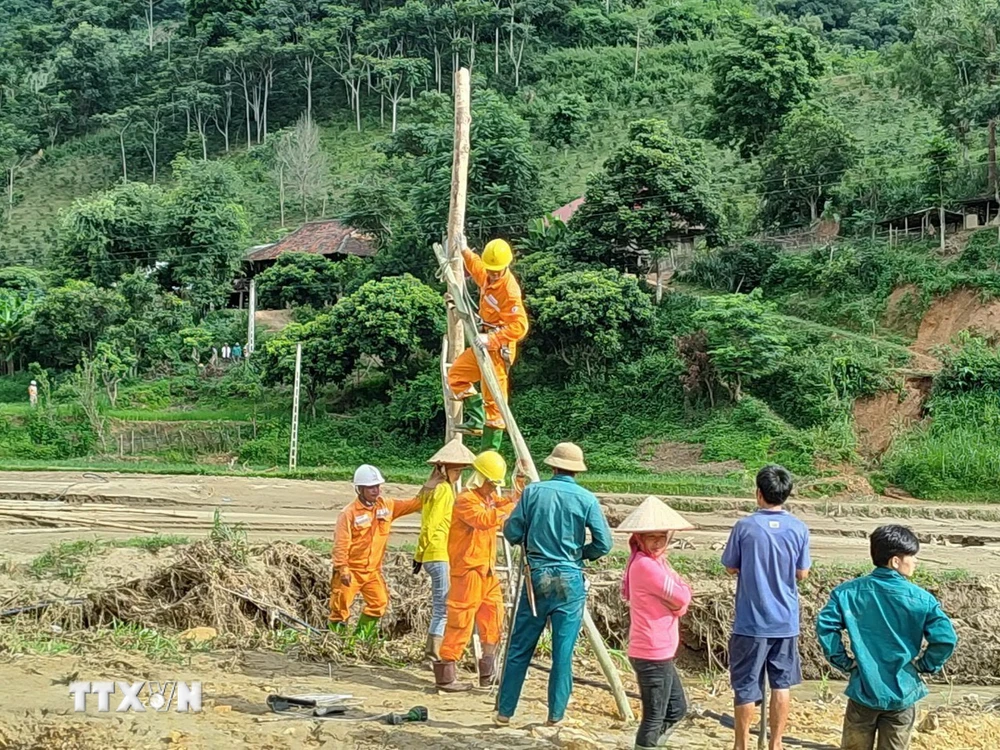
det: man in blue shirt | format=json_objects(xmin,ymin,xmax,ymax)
[
  {"xmin": 721, "ymin": 464, "xmax": 810, "ymax": 750},
  {"xmin": 817, "ymin": 525, "xmax": 957, "ymax": 750},
  {"xmin": 496, "ymin": 442, "xmax": 613, "ymax": 727}
]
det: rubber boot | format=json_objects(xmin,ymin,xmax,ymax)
[
  {"xmin": 478, "ymin": 654, "xmax": 496, "ymax": 687},
  {"xmin": 426, "ymin": 635, "xmax": 443, "ymax": 662},
  {"xmin": 433, "ymin": 661, "xmax": 471, "ymax": 693},
  {"xmin": 456, "ymin": 394, "xmax": 485, "ymax": 436},
  {"xmin": 480, "ymin": 425, "xmax": 504, "ymax": 452},
  {"xmin": 354, "ymin": 613, "xmax": 380, "ymax": 639}
]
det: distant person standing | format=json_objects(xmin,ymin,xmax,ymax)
[
  {"xmin": 222, "ymin": 344, "xmax": 231, "ymax": 360},
  {"xmin": 28, "ymin": 380, "xmax": 38, "ymax": 408},
  {"xmin": 722, "ymin": 465, "xmax": 811, "ymax": 750},
  {"xmin": 232, "ymin": 343, "xmax": 242, "ymax": 359}
]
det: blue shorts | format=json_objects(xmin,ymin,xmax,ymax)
[{"xmin": 729, "ymin": 635, "xmax": 802, "ymax": 706}]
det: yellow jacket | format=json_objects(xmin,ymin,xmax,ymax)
[{"xmin": 414, "ymin": 482, "xmax": 455, "ymax": 563}]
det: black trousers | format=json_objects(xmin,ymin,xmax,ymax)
[{"xmin": 630, "ymin": 657, "xmax": 687, "ymax": 748}]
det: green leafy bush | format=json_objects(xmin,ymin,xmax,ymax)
[
  {"xmin": 958, "ymin": 230, "xmax": 1000, "ymax": 271},
  {"xmin": 684, "ymin": 241, "xmax": 780, "ymax": 293},
  {"xmin": 692, "ymin": 397, "xmax": 815, "ymax": 474},
  {"xmin": 754, "ymin": 338, "xmax": 903, "ymax": 428},
  {"xmin": 934, "ymin": 334, "xmax": 1000, "ymax": 395}
]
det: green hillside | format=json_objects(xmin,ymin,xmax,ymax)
[{"xmin": 1, "ymin": 0, "xmax": 1000, "ymax": 500}]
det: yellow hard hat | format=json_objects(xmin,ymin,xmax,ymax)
[
  {"xmin": 472, "ymin": 450, "xmax": 507, "ymax": 485},
  {"xmin": 482, "ymin": 239, "xmax": 513, "ymax": 271}
]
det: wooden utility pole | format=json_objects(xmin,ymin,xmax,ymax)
[
  {"xmin": 289, "ymin": 342, "xmax": 302, "ymax": 471},
  {"xmin": 444, "ymin": 68, "xmax": 472, "ymax": 442},
  {"xmin": 247, "ymin": 279, "xmax": 257, "ymax": 357}
]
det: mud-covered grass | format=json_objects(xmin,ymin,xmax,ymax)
[{"xmin": 27, "ymin": 536, "xmax": 190, "ymax": 582}]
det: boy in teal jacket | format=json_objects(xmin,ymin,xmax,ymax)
[{"xmin": 816, "ymin": 525, "xmax": 957, "ymax": 750}]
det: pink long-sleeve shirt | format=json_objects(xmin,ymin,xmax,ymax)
[{"xmin": 621, "ymin": 536, "xmax": 693, "ymax": 660}]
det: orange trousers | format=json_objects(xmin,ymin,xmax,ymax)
[
  {"xmin": 448, "ymin": 346, "xmax": 509, "ymax": 430},
  {"xmin": 328, "ymin": 570, "xmax": 389, "ymax": 622},
  {"xmin": 440, "ymin": 569, "xmax": 504, "ymax": 661}
]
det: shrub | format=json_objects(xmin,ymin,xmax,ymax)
[
  {"xmin": 934, "ymin": 334, "xmax": 1000, "ymax": 395},
  {"xmin": 684, "ymin": 241, "xmax": 780, "ymax": 293},
  {"xmin": 958, "ymin": 230, "xmax": 1000, "ymax": 271}
]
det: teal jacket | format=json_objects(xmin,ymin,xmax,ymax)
[
  {"xmin": 816, "ymin": 567, "xmax": 958, "ymax": 711},
  {"xmin": 503, "ymin": 475, "xmax": 613, "ymax": 574}
]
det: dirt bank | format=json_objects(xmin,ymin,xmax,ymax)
[
  {"xmin": 914, "ymin": 287, "xmax": 1000, "ymax": 354},
  {"xmin": 853, "ymin": 376, "xmax": 932, "ymax": 457}
]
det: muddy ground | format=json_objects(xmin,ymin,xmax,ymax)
[
  {"xmin": 2, "ymin": 639, "xmax": 1000, "ymax": 748},
  {"xmin": 4, "ymin": 471, "xmax": 1000, "ymax": 747},
  {"xmin": 3, "ymin": 470, "xmax": 1000, "ymax": 572}
]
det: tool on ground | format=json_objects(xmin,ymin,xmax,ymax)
[
  {"xmin": 266, "ymin": 694, "xmax": 428, "ymax": 727},
  {"xmin": 383, "ymin": 706, "xmax": 429, "ymax": 725},
  {"xmin": 0, "ymin": 598, "xmax": 86, "ymax": 619},
  {"xmin": 266, "ymin": 693, "xmax": 360, "ymax": 717}
]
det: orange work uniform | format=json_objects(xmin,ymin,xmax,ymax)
[
  {"xmin": 329, "ymin": 494, "xmax": 422, "ymax": 623},
  {"xmin": 448, "ymin": 248, "xmax": 529, "ymax": 430},
  {"xmin": 439, "ymin": 487, "xmax": 517, "ymax": 661}
]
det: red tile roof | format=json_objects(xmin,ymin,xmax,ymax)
[{"xmin": 245, "ymin": 221, "xmax": 377, "ymax": 262}]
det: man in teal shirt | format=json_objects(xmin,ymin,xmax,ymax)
[
  {"xmin": 496, "ymin": 442, "xmax": 613, "ymax": 726},
  {"xmin": 817, "ymin": 525, "xmax": 957, "ymax": 750}
]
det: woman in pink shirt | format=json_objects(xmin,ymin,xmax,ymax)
[{"xmin": 619, "ymin": 496, "xmax": 694, "ymax": 750}]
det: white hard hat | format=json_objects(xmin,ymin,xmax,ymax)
[
  {"xmin": 30, "ymin": 380, "xmax": 36, "ymax": 385},
  {"xmin": 353, "ymin": 464, "xmax": 385, "ymax": 487}
]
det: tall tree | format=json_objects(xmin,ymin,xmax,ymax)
[
  {"xmin": 161, "ymin": 156, "xmax": 251, "ymax": 311},
  {"xmin": 0, "ymin": 290, "xmax": 37, "ymax": 375},
  {"xmin": 94, "ymin": 106, "xmax": 137, "ymax": 181},
  {"xmin": 706, "ymin": 18, "xmax": 824, "ymax": 157},
  {"xmin": 692, "ymin": 289, "xmax": 790, "ymax": 402},
  {"xmin": 760, "ymin": 106, "xmax": 858, "ymax": 225},
  {"xmin": 572, "ymin": 119, "xmax": 725, "ymax": 275},
  {"xmin": 387, "ymin": 89, "xmax": 541, "ymax": 247},
  {"xmin": 274, "ymin": 114, "xmax": 332, "ymax": 222},
  {"xmin": 921, "ymin": 133, "xmax": 960, "ymax": 252}
]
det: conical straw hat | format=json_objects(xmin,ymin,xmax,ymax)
[
  {"xmin": 427, "ymin": 438, "xmax": 477, "ymax": 466},
  {"xmin": 615, "ymin": 496, "xmax": 694, "ymax": 533}
]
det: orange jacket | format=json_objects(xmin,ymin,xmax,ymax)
[
  {"xmin": 463, "ymin": 249, "xmax": 529, "ymax": 362},
  {"xmin": 448, "ymin": 487, "xmax": 516, "ymax": 576},
  {"xmin": 332, "ymin": 495, "xmax": 422, "ymax": 575}
]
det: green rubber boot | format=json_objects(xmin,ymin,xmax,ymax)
[
  {"xmin": 456, "ymin": 394, "xmax": 485, "ymax": 436},
  {"xmin": 354, "ymin": 613, "xmax": 381, "ymax": 639},
  {"xmin": 480, "ymin": 426, "xmax": 504, "ymax": 452}
]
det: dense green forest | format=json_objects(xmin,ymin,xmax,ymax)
[{"xmin": 1, "ymin": 0, "xmax": 1000, "ymax": 501}]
